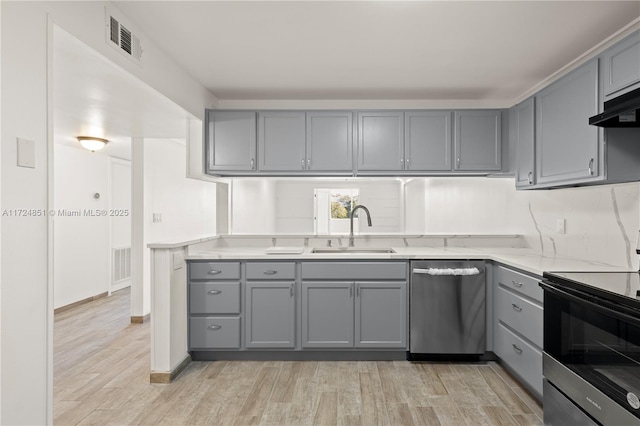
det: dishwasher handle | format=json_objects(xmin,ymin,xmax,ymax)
[{"xmin": 412, "ymin": 267, "xmax": 481, "ymax": 276}]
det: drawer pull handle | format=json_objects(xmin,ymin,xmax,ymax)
[
  {"xmin": 512, "ymin": 344, "xmax": 523, "ymax": 354},
  {"xmin": 207, "ymin": 290, "xmax": 222, "ymax": 295},
  {"xmin": 512, "ymin": 280, "xmax": 523, "ymax": 288},
  {"xmin": 512, "ymin": 304, "xmax": 522, "ymax": 312},
  {"xmin": 208, "ymin": 270, "xmax": 222, "ymax": 275},
  {"xmin": 208, "ymin": 325, "xmax": 222, "ymax": 330},
  {"xmin": 264, "ymin": 270, "xmax": 278, "ymax": 275},
  {"xmin": 290, "ymin": 283, "xmax": 294, "ymax": 297}
]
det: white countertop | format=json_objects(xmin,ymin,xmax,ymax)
[{"xmin": 185, "ymin": 246, "xmax": 631, "ymax": 277}]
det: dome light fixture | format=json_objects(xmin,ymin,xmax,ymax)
[{"xmin": 77, "ymin": 136, "xmax": 109, "ymax": 152}]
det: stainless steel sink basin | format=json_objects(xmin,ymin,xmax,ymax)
[{"xmin": 311, "ymin": 248, "xmax": 396, "ymax": 254}]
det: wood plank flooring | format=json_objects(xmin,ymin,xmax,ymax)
[{"xmin": 54, "ymin": 288, "xmax": 543, "ymax": 425}]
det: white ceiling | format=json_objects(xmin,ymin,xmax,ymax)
[
  {"xmin": 53, "ymin": 25, "xmax": 192, "ymax": 160},
  {"xmin": 115, "ymin": 0, "xmax": 640, "ymax": 102}
]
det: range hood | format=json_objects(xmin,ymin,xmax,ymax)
[{"xmin": 589, "ymin": 86, "xmax": 640, "ymax": 127}]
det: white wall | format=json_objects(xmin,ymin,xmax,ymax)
[
  {"xmin": 53, "ymin": 145, "xmax": 110, "ymax": 308},
  {"xmin": 1, "ymin": 2, "xmax": 216, "ymax": 423},
  {"xmin": 142, "ymin": 139, "xmax": 217, "ymax": 315}
]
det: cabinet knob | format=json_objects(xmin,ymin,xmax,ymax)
[
  {"xmin": 456, "ymin": 157, "xmax": 461, "ymax": 168},
  {"xmin": 250, "ymin": 158, "xmax": 255, "ymax": 170},
  {"xmin": 512, "ymin": 344, "xmax": 523, "ymax": 354},
  {"xmin": 208, "ymin": 270, "xmax": 222, "ymax": 275},
  {"xmin": 207, "ymin": 290, "xmax": 222, "ymax": 295},
  {"xmin": 512, "ymin": 303, "xmax": 522, "ymax": 312},
  {"xmin": 512, "ymin": 280, "xmax": 523, "ymax": 288},
  {"xmin": 588, "ymin": 158, "xmax": 594, "ymax": 176},
  {"xmin": 290, "ymin": 283, "xmax": 294, "ymax": 297},
  {"xmin": 307, "ymin": 159, "xmax": 311, "ymax": 168},
  {"xmin": 406, "ymin": 158, "xmax": 410, "ymax": 169},
  {"xmin": 301, "ymin": 159, "xmax": 306, "ymax": 170},
  {"xmin": 208, "ymin": 325, "xmax": 222, "ymax": 330}
]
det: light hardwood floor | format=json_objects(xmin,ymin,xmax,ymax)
[{"xmin": 54, "ymin": 288, "xmax": 543, "ymax": 425}]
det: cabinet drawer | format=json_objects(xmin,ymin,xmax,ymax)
[
  {"xmin": 190, "ymin": 317, "xmax": 240, "ymax": 349},
  {"xmin": 497, "ymin": 287, "xmax": 543, "ymax": 348},
  {"xmin": 495, "ymin": 323, "xmax": 542, "ymax": 397},
  {"xmin": 302, "ymin": 262, "xmax": 407, "ymax": 280},
  {"xmin": 190, "ymin": 283, "xmax": 240, "ymax": 314},
  {"xmin": 496, "ymin": 265, "xmax": 542, "ymax": 303},
  {"xmin": 190, "ymin": 262, "xmax": 240, "ymax": 280},
  {"xmin": 246, "ymin": 262, "xmax": 295, "ymax": 280}
]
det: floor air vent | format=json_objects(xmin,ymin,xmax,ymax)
[
  {"xmin": 107, "ymin": 12, "xmax": 143, "ymax": 62},
  {"xmin": 113, "ymin": 247, "xmax": 131, "ymax": 283}
]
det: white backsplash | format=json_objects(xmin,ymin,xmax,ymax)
[{"xmin": 230, "ymin": 177, "xmax": 640, "ymax": 268}]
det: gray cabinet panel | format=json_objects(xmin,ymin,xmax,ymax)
[
  {"xmin": 245, "ymin": 282, "xmax": 296, "ymax": 348},
  {"xmin": 497, "ymin": 286, "xmax": 543, "ymax": 348},
  {"xmin": 190, "ymin": 262, "xmax": 240, "ymax": 280},
  {"xmin": 603, "ymin": 30, "xmax": 640, "ymax": 99},
  {"xmin": 515, "ymin": 97, "xmax": 536, "ymax": 188},
  {"xmin": 246, "ymin": 262, "xmax": 295, "ymax": 280},
  {"xmin": 495, "ymin": 322, "xmax": 542, "ymax": 398},
  {"xmin": 190, "ymin": 317, "xmax": 241, "ymax": 349},
  {"xmin": 454, "ymin": 110, "xmax": 501, "ymax": 171},
  {"xmin": 206, "ymin": 111, "xmax": 256, "ymax": 171},
  {"xmin": 355, "ymin": 282, "xmax": 407, "ymax": 348},
  {"xmin": 496, "ymin": 265, "xmax": 543, "ymax": 303},
  {"xmin": 536, "ymin": 59, "xmax": 600, "ymax": 185},
  {"xmin": 357, "ymin": 111, "xmax": 404, "ymax": 171},
  {"xmin": 405, "ymin": 111, "xmax": 452, "ymax": 171},
  {"xmin": 302, "ymin": 282, "xmax": 354, "ymax": 348},
  {"xmin": 258, "ymin": 112, "xmax": 306, "ymax": 171},
  {"xmin": 306, "ymin": 112, "xmax": 353, "ymax": 171},
  {"xmin": 301, "ymin": 262, "xmax": 407, "ymax": 280},
  {"xmin": 189, "ymin": 282, "xmax": 240, "ymax": 314}
]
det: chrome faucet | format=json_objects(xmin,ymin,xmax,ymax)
[{"xmin": 349, "ymin": 205, "xmax": 372, "ymax": 247}]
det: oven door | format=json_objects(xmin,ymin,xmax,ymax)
[{"xmin": 541, "ymin": 281, "xmax": 640, "ymax": 425}]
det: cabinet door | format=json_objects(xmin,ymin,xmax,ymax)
[
  {"xmin": 603, "ymin": 30, "xmax": 640, "ymax": 100},
  {"xmin": 404, "ymin": 111, "xmax": 452, "ymax": 171},
  {"xmin": 536, "ymin": 60, "xmax": 600, "ymax": 186},
  {"xmin": 454, "ymin": 110, "xmax": 501, "ymax": 171},
  {"xmin": 357, "ymin": 111, "xmax": 404, "ymax": 171},
  {"xmin": 206, "ymin": 111, "xmax": 256, "ymax": 172},
  {"xmin": 258, "ymin": 111, "xmax": 306, "ymax": 171},
  {"xmin": 355, "ymin": 282, "xmax": 407, "ymax": 348},
  {"xmin": 306, "ymin": 111, "xmax": 353, "ymax": 172},
  {"xmin": 301, "ymin": 282, "xmax": 354, "ymax": 348},
  {"xmin": 515, "ymin": 97, "xmax": 536, "ymax": 188},
  {"xmin": 245, "ymin": 282, "xmax": 296, "ymax": 348}
]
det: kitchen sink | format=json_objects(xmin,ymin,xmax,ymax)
[{"xmin": 311, "ymin": 248, "xmax": 396, "ymax": 254}]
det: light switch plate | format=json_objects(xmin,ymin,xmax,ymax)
[
  {"xmin": 556, "ymin": 218, "xmax": 566, "ymax": 234},
  {"xmin": 17, "ymin": 138, "xmax": 35, "ymax": 168}
]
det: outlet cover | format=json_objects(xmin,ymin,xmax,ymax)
[
  {"xmin": 556, "ymin": 218, "xmax": 566, "ymax": 234},
  {"xmin": 153, "ymin": 213, "xmax": 162, "ymax": 223},
  {"xmin": 17, "ymin": 138, "xmax": 35, "ymax": 168}
]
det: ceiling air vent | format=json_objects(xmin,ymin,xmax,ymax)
[{"xmin": 106, "ymin": 11, "xmax": 143, "ymax": 63}]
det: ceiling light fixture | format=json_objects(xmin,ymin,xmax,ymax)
[{"xmin": 77, "ymin": 136, "xmax": 109, "ymax": 152}]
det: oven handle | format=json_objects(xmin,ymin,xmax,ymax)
[{"xmin": 540, "ymin": 281, "xmax": 640, "ymax": 327}]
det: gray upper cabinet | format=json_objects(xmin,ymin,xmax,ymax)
[
  {"xmin": 355, "ymin": 282, "xmax": 407, "ymax": 348},
  {"xmin": 454, "ymin": 110, "xmax": 502, "ymax": 171},
  {"xmin": 206, "ymin": 111, "xmax": 256, "ymax": 172},
  {"xmin": 306, "ymin": 111, "xmax": 354, "ymax": 172},
  {"xmin": 357, "ymin": 111, "xmax": 404, "ymax": 171},
  {"xmin": 404, "ymin": 111, "xmax": 452, "ymax": 171},
  {"xmin": 245, "ymin": 281, "xmax": 296, "ymax": 348},
  {"xmin": 258, "ymin": 111, "xmax": 306, "ymax": 171},
  {"xmin": 514, "ymin": 97, "xmax": 536, "ymax": 188},
  {"xmin": 536, "ymin": 59, "xmax": 600, "ymax": 186},
  {"xmin": 602, "ymin": 30, "xmax": 640, "ymax": 100},
  {"xmin": 301, "ymin": 282, "xmax": 354, "ymax": 348}
]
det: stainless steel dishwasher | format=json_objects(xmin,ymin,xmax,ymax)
[{"xmin": 409, "ymin": 260, "xmax": 485, "ymax": 358}]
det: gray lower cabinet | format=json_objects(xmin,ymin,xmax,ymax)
[
  {"xmin": 306, "ymin": 111, "xmax": 353, "ymax": 172},
  {"xmin": 190, "ymin": 317, "xmax": 241, "ymax": 349},
  {"xmin": 535, "ymin": 59, "xmax": 601, "ymax": 186},
  {"xmin": 302, "ymin": 282, "xmax": 355, "ymax": 348},
  {"xmin": 493, "ymin": 264, "xmax": 543, "ymax": 400},
  {"xmin": 355, "ymin": 282, "xmax": 407, "ymax": 348},
  {"xmin": 357, "ymin": 111, "xmax": 405, "ymax": 171},
  {"xmin": 258, "ymin": 111, "xmax": 306, "ymax": 171},
  {"xmin": 404, "ymin": 111, "xmax": 452, "ymax": 171},
  {"xmin": 602, "ymin": 29, "xmax": 640, "ymax": 100},
  {"xmin": 245, "ymin": 281, "xmax": 296, "ymax": 348},
  {"xmin": 514, "ymin": 97, "xmax": 536, "ymax": 188},
  {"xmin": 454, "ymin": 110, "xmax": 502, "ymax": 171},
  {"xmin": 206, "ymin": 111, "xmax": 256, "ymax": 172}
]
